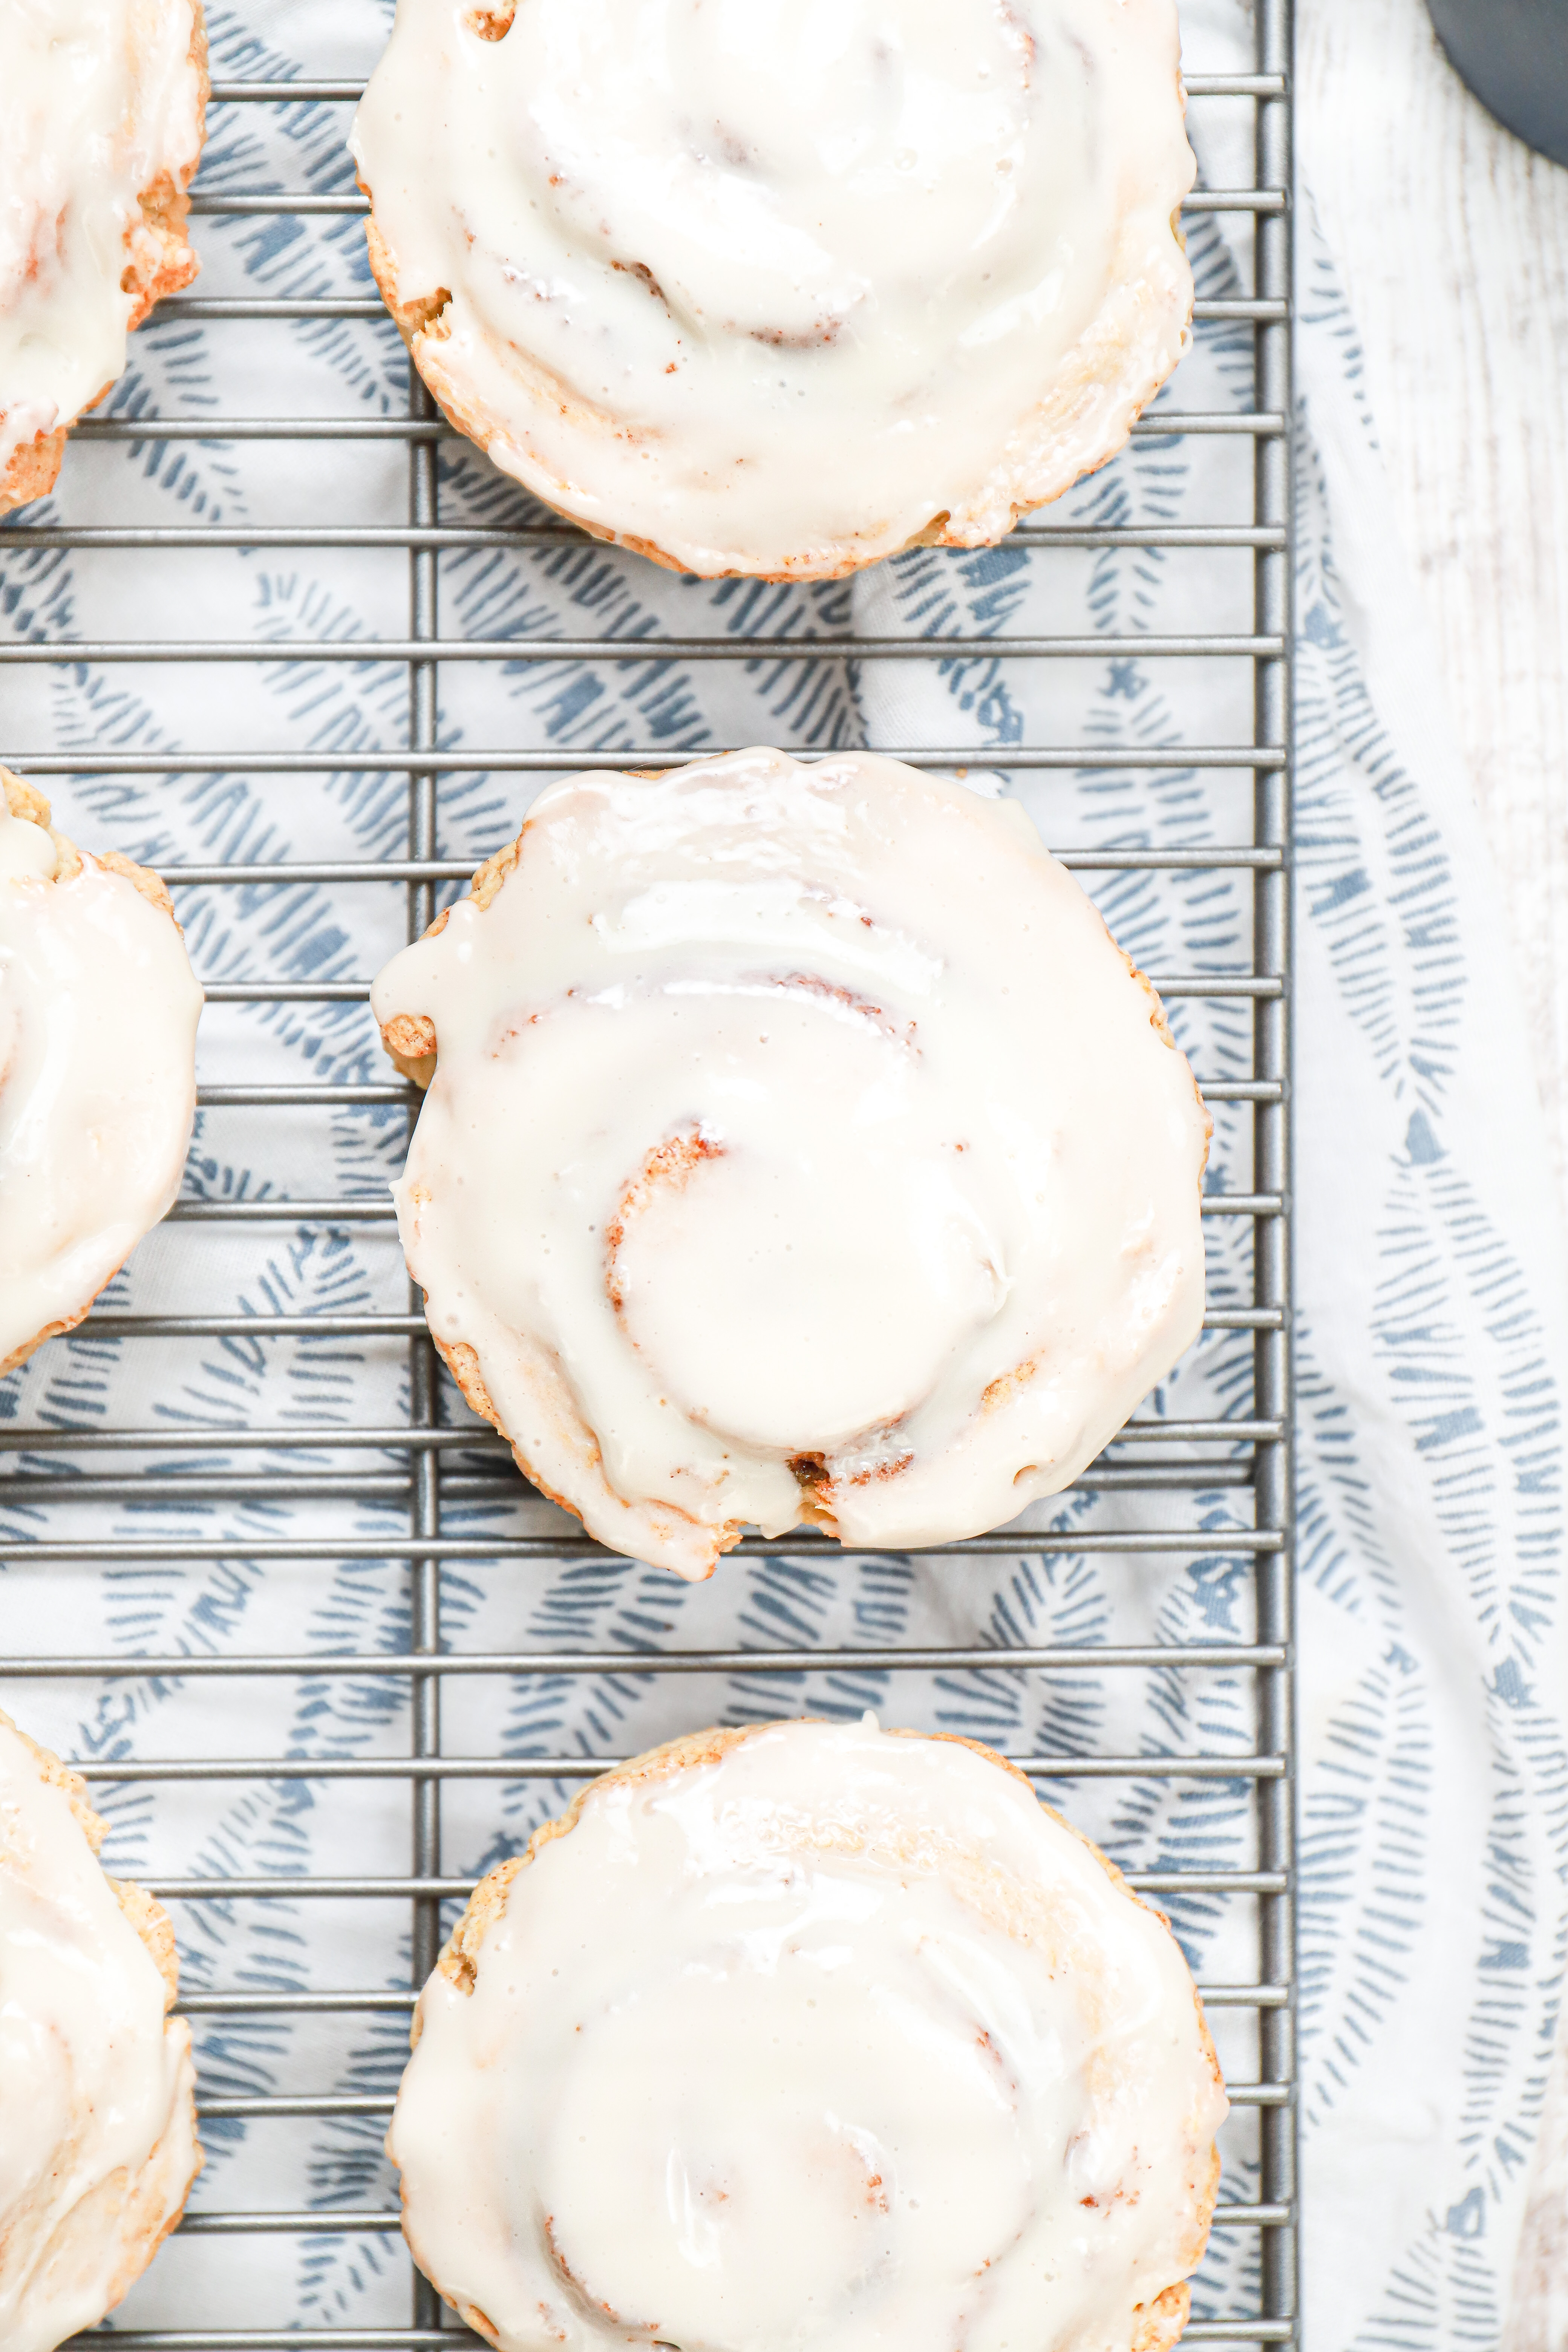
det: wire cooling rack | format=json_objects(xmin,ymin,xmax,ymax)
[{"xmin": 0, "ymin": 2, "xmax": 1295, "ymax": 2345}]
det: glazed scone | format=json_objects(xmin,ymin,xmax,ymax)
[
  {"xmin": 0, "ymin": 767, "xmax": 203, "ymax": 1377},
  {"xmin": 390, "ymin": 1717, "xmax": 1228, "ymax": 2352},
  {"xmin": 350, "ymin": 0, "xmax": 1194, "ymax": 579},
  {"xmin": 0, "ymin": 1708, "xmax": 201, "ymax": 2352},
  {"xmin": 371, "ymin": 748, "xmax": 1210, "ymax": 1577},
  {"xmin": 0, "ymin": 0, "xmax": 208, "ymax": 516}
]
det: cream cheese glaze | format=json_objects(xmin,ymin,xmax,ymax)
[
  {"xmin": 0, "ymin": 1712, "xmax": 200, "ymax": 2352},
  {"xmin": 0, "ymin": 776, "xmax": 203, "ymax": 1376},
  {"xmin": 350, "ymin": 0, "xmax": 1194, "ymax": 577},
  {"xmin": 390, "ymin": 1717, "xmax": 1228, "ymax": 2352},
  {"xmin": 0, "ymin": 0, "xmax": 206, "ymax": 508},
  {"xmin": 371, "ymin": 748, "xmax": 1209, "ymax": 1577}
]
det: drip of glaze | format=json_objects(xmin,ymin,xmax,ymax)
[{"xmin": 0, "ymin": 809, "xmax": 58, "ymax": 882}]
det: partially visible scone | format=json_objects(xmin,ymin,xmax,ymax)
[
  {"xmin": 0, "ymin": 1709, "xmax": 201, "ymax": 2352},
  {"xmin": 0, "ymin": 766, "xmax": 203, "ymax": 1377},
  {"xmin": 389, "ymin": 1716, "xmax": 1227, "ymax": 2352},
  {"xmin": 350, "ymin": 0, "xmax": 1193, "ymax": 577},
  {"xmin": 0, "ymin": 0, "xmax": 208, "ymax": 516}
]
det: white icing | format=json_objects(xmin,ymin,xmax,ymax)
[
  {"xmin": 0, "ymin": 811, "xmax": 59, "ymax": 882},
  {"xmin": 0, "ymin": 833, "xmax": 202, "ymax": 1370},
  {"xmin": 350, "ymin": 0, "xmax": 1194, "ymax": 575},
  {"xmin": 371, "ymin": 749, "xmax": 1208, "ymax": 1578},
  {"xmin": 0, "ymin": 1718, "xmax": 199, "ymax": 2352},
  {"xmin": 390, "ymin": 1719, "xmax": 1227, "ymax": 2352},
  {"xmin": 0, "ymin": 0, "xmax": 204, "ymax": 482}
]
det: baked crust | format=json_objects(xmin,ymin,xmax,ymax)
[
  {"xmin": 0, "ymin": 0, "xmax": 209, "ymax": 519},
  {"xmin": 0, "ymin": 765, "xmax": 191, "ymax": 1377},
  {"xmin": 0, "ymin": 1706, "xmax": 202, "ymax": 2316},
  {"xmin": 401, "ymin": 1721, "xmax": 1223, "ymax": 2351}
]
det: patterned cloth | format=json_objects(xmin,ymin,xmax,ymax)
[
  {"xmin": 1292, "ymin": 213, "xmax": 1568, "ymax": 2352},
  {"xmin": 0, "ymin": 2, "xmax": 1563, "ymax": 2346}
]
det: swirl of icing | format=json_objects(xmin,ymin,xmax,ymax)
[
  {"xmin": 370, "ymin": 749, "xmax": 1208, "ymax": 1577},
  {"xmin": 0, "ymin": 1709, "xmax": 201, "ymax": 2352},
  {"xmin": 350, "ymin": 0, "xmax": 1194, "ymax": 577},
  {"xmin": 390, "ymin": 1718, "xmax": 1227, "ymax": 2352},
  {"xmin": 0, "ymin": 768, "xmax": 203, "ymax": 1377},
  {"xmin": 0, "ymin": 0, "xmax": 207, "ymax": 515}
]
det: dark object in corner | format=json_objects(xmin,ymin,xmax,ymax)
[{"xmin": 1425, "ymin": 0, "xmax": 1568, "ymax": 167}]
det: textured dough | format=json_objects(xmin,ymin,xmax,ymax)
[
  {"xmin": 0, "ymin": 0, "xmax": 208, "ymax": 515},
  {"xmin": 390, "ymin": 1717, "xmax": 1227, "ymax": 2352},
  {"xmin": 351, "ymin": 0, "xmax": 1194, "ymax": 577},
  {"xmin": 371, "ymin": 748, "xmax": 1209, "ymax": 1576},
  {"xmin": 0, "ymin": 766, "xmax": 203, "ymax": 1376},
  {"xmin": 0, "ymin": 1709, "xmax": 201, "ymax": 2352}
]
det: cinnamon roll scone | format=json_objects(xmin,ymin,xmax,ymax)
[
  {"xmin": 0, "ymin": 768, "xmax": 203, "ymax": 1377},
  {"xmin": 390, "ymin": 1717, "xmax": 1228, "ymax": 2352},
  {"xmin": 350, "ymin": 0, "xmax": 1195, "ymax": 578},
  {"xmin": 372, "ymin": 749, "xmax": 1209, "ymax": 1576},
  {"xmin": 0, "ymin": 1708, "xmax": 201, "ymax": 2352},
  {"xmin": 1, "ymin": 0, "xmax": 207, "ymax": 516}
]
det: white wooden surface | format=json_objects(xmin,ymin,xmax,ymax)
[
  {"xmin": 1300, "ymin": 0, "xmax": 1568, "ymax": 1190},
  {"xmin": 1297, "ymin": 3, "xmax": 1568, "ymax": 2343}
]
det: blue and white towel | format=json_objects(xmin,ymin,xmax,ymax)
[
  {"xmin": 0, "ymin": 1, "xmax": 1564, "ymax": 2345},
  {"xmin": 1289, "ymin": 222, "xmax": 1568, "ymax": 2352}
]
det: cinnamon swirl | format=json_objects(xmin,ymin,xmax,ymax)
[
  {"xmin": 371, "ymin": 748, "xmax": 1209, "ymax": 1577},
  {"xmin": 0, "ymin": 1709, "xmax": 201, "ymax": 2352},
  {"xmin": 0, "ymin": 0, "xmax": 207, "ymax": 516},
  {"xmin": 350, "ymin": 0, "xmax": 1194, "ymax": 578},
  {"xmin": 0, "ymin": 768, "xmax": 203, "ymax": 1378},
  {"xmin": 389, "ymin": 1717, "xmax": 1227, "ymax": 2352}
]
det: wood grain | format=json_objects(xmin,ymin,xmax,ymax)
[
  {"xmin": 1300, "ymin": 0, "xmax": 1568, "ymax": 1195},
  {"xmin": 1298, "ymin": 5, "xmax": 1568, "ymax": 2340}
]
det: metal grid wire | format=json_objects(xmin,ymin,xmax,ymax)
[{"xmin": 0, "ymin": 2, "xmax": 1296, "ymax": 2345}]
